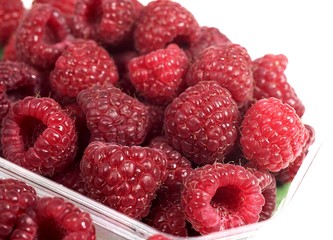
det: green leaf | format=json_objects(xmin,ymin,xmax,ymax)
[
  {"xmin": 276, "ymin": 183, "xmax": 291, "ymax": 207},
  {"xmin": 0, "ymin": 48, "xmax": 3, "ymax": 59}
]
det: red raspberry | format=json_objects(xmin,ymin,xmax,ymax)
[
  {"xmin": 187, "ymin": 26, "xmax": 231, "ymax": 59},
  {"xmin": 275, "ymin": 124, "xmax": 315, "ymax": 184},
  {"xmin": 0, "ymin": 83, "xmax": 10, "ymax": 121},
  {"xmin": 0, "ymin": 0, "xmax": 25, "ymax": 46},
  {"xmin": 80, "ymin": 141, "xmax": 167, "ymax": 219},
  {"xmin": 50, "ymin": 39, "xmax": 119, "ymax": 98},
  {"xmin": 2, "ymin": 34, "xmax": 18, "ymax": 61},
  {"xmin": 133, "ymin": 0, "xmax": 201, "ymax": 54},
  {"xmin": 240, "ymin": 97, "xmax": 309, "ymax": 172},
  {"xmin": 11, "ymin": 196, "xmax": 96, "ymax": 239},
  {"xmin": 148, "ymin": 136, "xmax": 192, "ymax": 190},
  {"xmin": 145, "ymin": 190, "xmax": 187, "ymax": 237},
  {"xmin": 164, "ymin": 81, "xmax": 241, "ymax": 166},
  {"xmin": 71, "ymin": 0, "xmax": 143, "ymax": 47},
  {"xmin": 15, "ymin": 3, "xmax": 73, "ymax": 69},
  {"xmin": 128, "ymin": 44, "xmax": 189, "ymax": 105},
  {"xmin": 0, "ymin": 178, "xmax": 37, "ymax": 238},
  {"xmin": 186, "ymin": 43, "xmax": 254, "ymax": 107},
  {"xmin": 77, "ymin": 84, "xmax": 150, "ymax": 146},
  {"xmin": 181, "ymin": 163, "xmax": 265, "ymax": 234},
  {"xmin": 245, "ymin": 164, "xmax": 277, "ymax": 221},
  {"xmin": 252, "ymin": 54, "xmax": 305, "ymax": 117},
  {"xmin": 144, "ymin": 103, "xmax": 166, "ymax": 143},
  {"xmin": 147, "ymin": 234, "xmax": 171, "ymax": 240},
  {"xmin": 1, "ymin": 96, "xmax": 78, "ymax": 177}
]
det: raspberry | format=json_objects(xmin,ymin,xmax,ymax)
[
  {"xmin": 1, "ymin": 96, "xmax": 78, "ymax": 177},
  {"xmin": 32, "ymin": 0, "xmax": 76, "ymax": 23},
  {"xmin": 80, "ymin": 141, "xmax": 167, "ymax": 219},
  {"xmin": 147, "ymin": 234, "xmax": 171, "ymax": 240},
  {"xmin": 0, "ymin": 83, "xmax": 10, "ymax": 121},
  {"xmin": 15, "ymin": 3, "xmax": 73, "ymax": 69},
  {"xmin": 148, "ymin": 136, "xmax": 192, "ymax": 190},
  {"xmin": 0, "ymin": 0, "xmax": 25, "ymax": 46},
  {"xmin": 128, "ymin": 43, "xmax": 189, "ymax": 105},
  {"xmin": 133, "ymin": 0, "xmax": 201, "ymax": 54},
  {"xmin": 11, "ymin": 196, "xmax": 96, "ymax": 239},
  {"xmin": 71, "ymin": 0, "xmax": 143, "ymax": 47},
  {"xmin": 2, "ymin": 34, "xmax": 18, "ymax": 61},
  {"xmin": 187, "ymin": 26, "xmax": 231, "ymax": 59},
  {"xmin": 0, "ymin": 178, "xmax": 37, "ymax": 238},
  {"xmin": 164, "ymin": 81, "xmax": 241, "ymax": 166},
  {"xmin": 50, "ymin": 39, "xmax": 119, "ymax": 98},
  {"xmin": 240, "ymin": 97, "xmax": 309, "ymax": 172},
  {"xmin": 252, "ymin": 54, "xmax": 305, "ymax": 117},
  {"xmin": 275, "ymin": 124, "xmax": 315, "ymax": 184},
  {"xmin": 186, "ymin": 43, "xmax": 254, "ymax": 107},
  {"xmin": 77, "ymin": 84, "xmax": 150, "ymax": 146},
  {"xmin": 181, "ymin": 163, "xmax": 265, "ymax": 234},
  {"xmin": 144, "ymin": 103, "xmax": 166, "ymax": 143}
]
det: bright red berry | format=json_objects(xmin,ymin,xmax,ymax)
[
  {"xmin": 240, "ymin": 97, "xmax": 309, "ymax": 172},
  {"xmin": 50, "ymin": 39, "xmax": 119, "ymax": 98},
  {"xmin": 0, "ymin": 0, "xmax": 25, "ymax": 46},
  {"xmin": 32, "ymin": 0, "xmax": 76, "ymax": 23},
  {"xmin": 128, "ymin": 43, "xmax": 189, "ymax": 105},
  {"xmin": 181, "ymin": 163, "xmax": 265, "ymax": 235},
  {"xmin": 252, "ymin": 54, "xmax": 305, "ymax": 117},
  {"xmin": 71, "ymin": 0, "xmax": 143, "ymax": 47},
  {"xmin": 1, "ymin": 96, "xmax": 78, "ymax": 177},
  {"xmin": 80, "ymin": 141, "xmax": 167, "ymax": 219},
  {"xmin": 0, "ymin": 178, "xmax": 37, "ymax": 238},
  {"xmin": 164, "ymin": 81, "xmax": 241, "ymax": 166},
  {"xmin": 15, "ymin": 3, "xmax": 73, "ymax": 69},
  {"xmin": 77, "ymin": 84, "xmax": 150, "ymax": 146},
  {"xmin": 133, "ymin": 0, "xmax": 201, "ymax": 54},
  {"xmin": 12, "ymin": 196, "xmax": 96, "ymax": 239},
  {"xmin": 186, "ymin": 43, "xmax": 254, "ymax": 107}
]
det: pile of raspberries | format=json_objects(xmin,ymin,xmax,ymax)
[{"xmin": 0, "ymin": 0, "xmax": 315, "ymax": 238}]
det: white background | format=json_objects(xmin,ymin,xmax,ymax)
[{"xmin": 21, "ymin": 0, "xmax": 333, "ymax": 239}]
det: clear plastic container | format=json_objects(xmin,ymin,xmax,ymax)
[{"xmin": 0, "ymin": 133, "xmax": 322, "ymax": 240}]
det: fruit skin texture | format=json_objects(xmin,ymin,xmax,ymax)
[
  {"xmin": 0, "ymin": 178, "xmax": 37, "ymax": 238},
  {"xmin": 10, "ymin": 196, "xmax": 96, "ymax": 240},
  {"xmin": 240, "ymin": 97, "xmax": 309, "ymax": 172},
  {"xmin": 1, "ymin": 96, "xmax": 78, "ymax": 177},
  {"xmin": 50, "ymin": 39, "xmax": 119, "ymax": 98},
  {"xmin": 185, "ymin": 43, "xmax": 253, "ymax": 107},
  {"xmin": 80, "ymin": 141, "xmax": 167, "ymax": 219},
  {"xmin": 128, "ymin": 43, "xmax": 189, "ymax": 105},
  {"xmin": 0, "ymin": 0, "xmax": 25, "ymax": 46},
  {"xmin": 71, "ymin": 0, "xmax": 143, "ymax": 46},
  {"xmin": 252, "ymin": 54, "xmax": 305, "ymax": 117},
  {"xmin": 134, "ymin": 0, "xmax": 201, "ymax": 54},
  {"xmin": 15, "ymin": 3, "xmax": 73, "ymax": 69},
  {"xmin": 164, "ymin": 81, "xmax": 241, "ymax": 166},
  {"xmin": 77, "ymin": 84, "xmax": 150, "ymax": 146},
  {"xmin": 181, "ymin": 163, "xmax": 264, "ymax": 235}
]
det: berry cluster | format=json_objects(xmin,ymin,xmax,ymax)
[
  {"xmin": 0, "ymin": 0, "xmax": 315, "ymax": 238},
  {"xmin": 0, "ymin": 178, "xmax": 95, "ymax": 239}
]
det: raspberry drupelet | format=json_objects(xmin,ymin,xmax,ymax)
[
  {"xmin": 164, "ymin": 81, "xmax": 241, "ymax": 166},
  {"xmin": 1, "ymin": 96, "xmax": 78, "ymax": 177},
  {"xmin": 77, "ymin": 84, "xmax": 150, "ymax": 146},
  {"xmin": 80, "ymin": 141, "xmax": 167, "ymax": 219},
  {"xmin": 133, "ymin": 0, "xmax": 201, "ymax": 54},
  {"xmin": 240, "ymin": 97, "xmax": 309, "ymax": 172},
  {"xmin": 50, "ymin": 39, "xmax": 119, "ymax": 98},
  {"xmin": 15, "ymin": 3, "xmax": 73, "ymax": 69}
]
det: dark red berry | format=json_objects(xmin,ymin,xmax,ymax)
[
  {"xmin": 134, "ymin": 0, "xmax": 201, "ymax": 54},
  {"xmin": 50, "ymin": 39, "xmax": 119, "ymax": 98},
  {"xmin": 77, "ymin": 84, "xmax": 150, "ymax": 146},
  {"xmin": 0, "ymin": 0, "xmax": 25, "ymax": 46},
  {"xmin": 2, "ymin": 34, "xmax": 19, "ymax": 61},
  {"xmin": 15, "ymin": 3, "xmax": 73, "ymax": 69},
  {"xmin": 181, "ymin": 163, "xmax": 264, "ymax": 234},
  {"xmin": 164, "ymin": 81, "xmax": 241, "ymax": 166},
  {"xmin": 1, "ymin": 96, "xmax": 78, "ymax": 177},
  {"xmin": 252, "ymin": 54, "xmax": 305, "ymax": 117},
  {"xmin": 240, "ymin": 97, "xmax": 309, "ymax": 172},
  {"xmin": 0, "ymin": 178, "xmax": 37, "ymax": 238},
  {"xmin": 128, "ymin": 43, "xmax": 189, "ymax": 105},
  {"xmin": 186, "ymin": 43, "xmax": 254, "ymax": 107},
  {"xmin": 80, "ymin": 141, "xmax": 167, "ymax": 219},
  {"xmin": 71, "ymin": 0, "xmax": 143, "ymax": 46}
]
